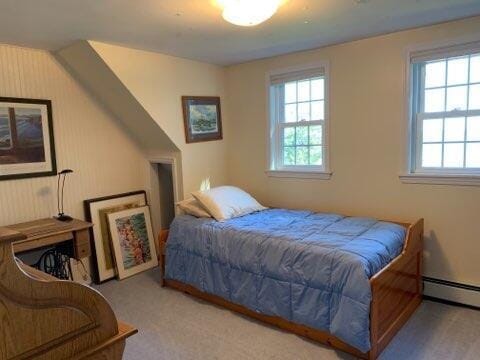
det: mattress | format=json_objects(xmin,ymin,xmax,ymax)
[{"xmin": 165, "ymin": 208, "xmax": 406, "ymax": 352}]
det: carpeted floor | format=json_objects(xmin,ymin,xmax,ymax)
[{"xmin": 96, "ymin": 269, "xmax": 480, "ymax": 360}]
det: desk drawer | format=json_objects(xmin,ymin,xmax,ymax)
[
  {"xmin": 73, "ymin": 229, "xmax": 91, "ymax": 259},
  {"xmin": 74, "ymin": 241, "xmax": 91, "ymax": 259}
]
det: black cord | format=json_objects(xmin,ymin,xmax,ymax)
[
  {"xmin": 61, "ymin": 173, "xmax": 66, "ymax": 215},
  {"xmin": 57, "ymin": 173, "xmax": 61, "ymax": 215}
]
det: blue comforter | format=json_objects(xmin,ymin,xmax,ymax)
[{"xmin": 165, "ymin": 209, "xmax": 406, "ymax": 352}]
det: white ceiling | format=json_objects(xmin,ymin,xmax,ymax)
[{"xmin": 0, "ymin": 0, "xmax": 479, "ymax": 65}]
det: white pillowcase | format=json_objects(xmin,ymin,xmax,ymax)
[
  {"xmin": 176, "ymin": 198, "xmax": 212, "ymax": 218},
  {"xmin": 192, "ymin": 186, "xmax": 266, "ymax": 221}
]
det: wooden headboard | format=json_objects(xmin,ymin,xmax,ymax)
[{"xmin": 0, "ymin": 226, "xmax": 137, "ymax": 359}]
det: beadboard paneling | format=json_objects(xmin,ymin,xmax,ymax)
[{"xmin": 0, "ymin": 44, "xmax": 147, "ymax": 226}]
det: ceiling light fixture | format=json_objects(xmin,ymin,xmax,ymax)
[{"xmin": 219, "ymin": 0, "xmax": 281, "ymax": 26}]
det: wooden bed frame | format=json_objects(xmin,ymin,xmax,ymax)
[
  {"xmin": 158, "ymin": 218, "xmax": 423, "ymax": 360},
  {"xmin": 0, "ymin": 226, "xmax": 137, "ymax": 359}
]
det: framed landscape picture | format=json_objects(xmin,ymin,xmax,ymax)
[
  {"xmin": 108, "ymin": 206, "xmax": 158, "ymax": 280},
  {"xmin": 182, "ymin": 96, "xmax": 223, "ymax": 143},
  {"xmin": 0, "ymin": 97, "xmax": 56, "ymax": 181},
  {"xmin": 84, "ymin": 190, "xmax": 147, "ymax": 283}
]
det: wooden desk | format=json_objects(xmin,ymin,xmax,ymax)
[{"xmin": 7, "ymin": 218, "xmax": 93, "ymax": 259}]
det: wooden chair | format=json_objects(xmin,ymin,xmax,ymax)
[{"xmin": 0, "ymin": 227, "xmax": 137, "ymax": 359}]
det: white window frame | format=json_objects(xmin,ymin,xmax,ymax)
[
  {"xmin": 266, "ymin": 62, "xmax": 331, "ymax": 180},
  {"xmin": 401, "ymin": 38, "xmax": 480, "ymax": 186}
]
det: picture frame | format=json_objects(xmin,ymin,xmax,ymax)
[
  {"xmin": 108, "ymin": 205, "xmax": 158, "ymax": 280},
  {"xmin": 182, "ymin": 96, "xmax": 223, "ymax": 143},
  {"xmin": 0, "ymin": 97, "xmax": 57, "ymax": 181},
  {"xmin": 84, "ymin": 190, "xmax": 147, "ymax": 283}
]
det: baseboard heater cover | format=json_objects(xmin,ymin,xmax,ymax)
[{"xmin": 423, "ymin": 276, "xmax": 480, "ymax": 309}]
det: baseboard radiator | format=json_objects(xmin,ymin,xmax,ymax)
[{"xmin": 423, "ymin": 276, "xmax": 480, "ymax": 309}]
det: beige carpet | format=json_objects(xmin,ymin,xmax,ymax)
[{"xmin": 96, "ymin": 269, "xmax": 480, "ymax": 360}]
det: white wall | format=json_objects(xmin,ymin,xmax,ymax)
[
  {"xmin": 89, "ymin": 42, "xmax": 229, "ymax": 198},
  {"xmin": 0, "ymin": 44, "xmax": 148, "ymax": 226},
  {"xmin": 225, "ymin": 17, "xmax": 480, "ymax": 291}
]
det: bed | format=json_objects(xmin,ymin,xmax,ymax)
[{"xmin": 159, "ymin": 208, "xmax": 423, "ymax": 359}]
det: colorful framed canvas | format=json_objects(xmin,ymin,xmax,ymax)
[
  {"xmin": 182, "ymin": 96, "xmax": 223, "ymax": 143},
  {"xmin": 108, "ymin": 206, "xmax": 158, "ymax": 280},
  {"xmin": 0, "ymin": 97, "xmax": 57, "ymax": 180},
  {"xmin": 84, "ymin": 191, "xmax": 147, "ymax": 283}
]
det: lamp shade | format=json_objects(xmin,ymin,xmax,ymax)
[{"xmin": 221, "ymin": 0, "xmax": 281, "ymax": 26}]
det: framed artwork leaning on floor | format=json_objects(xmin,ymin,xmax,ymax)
[{"xmin": 108, "ymin": 205, "xmax": 158, "ymax": 280}]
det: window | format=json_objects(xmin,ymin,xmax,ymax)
[
  {"xmin": 0, "ymin": 107, "xmax": 12, "ymax": 150},
  {"xmin": 410, "ymin": 44, "xmax": 480, "ymax": 176},
  {"xmin": 268, "ymin": 64, "xmax": 329, "ymax": 177}
]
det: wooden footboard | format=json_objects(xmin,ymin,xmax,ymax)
[
  {"xmin": 369, "ymin": 218, "xmax": 423, "ymax": 359},
  {"xmin": 158, "ymin": 218, "xmax": 423, "ymax": 360}
]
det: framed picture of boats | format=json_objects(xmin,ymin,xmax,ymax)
[{"xmin": 182, "ymin": 96, "xmax": 223, "ymax": 143}]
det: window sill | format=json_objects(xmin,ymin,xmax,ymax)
[
  {"xmin": 266, "ymin": 169, "xmax": 332, "ymax": 180},
  {"xmin": 399, "ymin": 173, "xmax": 480, "ymax": 186}
]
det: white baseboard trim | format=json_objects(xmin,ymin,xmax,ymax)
[{"xmin": 423, "ymin": 277, "xmax": 480, "ymax": 309}]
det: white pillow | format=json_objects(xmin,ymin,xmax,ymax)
[
  {"xmin": 192, "ymin": 186, "xmax": 266, "ymax": 221},
  {"xmin": 176, "ymin": 198, "xmax": 212, "ymax": 218}
]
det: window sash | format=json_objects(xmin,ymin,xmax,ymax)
[
  {"xmin": 275, "ymin": 121, "xmax": 325, "ymax": 170},
  {"xmin": 415, "ymin": 112, "xmax": 480, "ymax": 173},
  {"xmin": 269, "ymin": 66, "xmax": 328, "ymax": 172},
  {"xmin": 411, "ymin": 49, "xmax": 480, "ymax": 174}
]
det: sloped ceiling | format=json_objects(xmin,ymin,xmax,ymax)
[
  {"xmin": 57, "ymin": 41, "xmax": 229, "ymax": 198},
  {"xmin": 56, "ymin": 41, "xmax": 179, "ymax": 154},
  {"xmin": 1, "ymin": 0, "xmax": 480, "ymax": 65}
]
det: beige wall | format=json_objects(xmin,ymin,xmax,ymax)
[
  {"xmin": 0, "ymin": 44, "xmax": 147, "ymax": 226},
  {"xmin": 89, "ymin": 42, "xmax": 229, "ymax": 198},
  {"xmin": 225, "ymin": 17, "xmax": 480, "ymax": 286}
]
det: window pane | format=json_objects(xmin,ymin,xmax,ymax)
[
  {"xmin": 296, "ymin": 146, "xmax": 309, "ymax": 165},
  {"xmin": 285, "ymin": 82, "xmax": 297, "ymax": 103},
  {"xmin": 425, "ymin": 60, "xmax": 446, "ymax": 88},
  {"xmin": 311, "ymin": 78, "xmax": 324, "ymax": 100},
  {"xmin": 298, "ymin": 102, "xmax": 310, "ymax": 121},
  {"xmin": 468, "ymin": 84, "xmax": 480, "ymax": 110},
  {"xmin": 422, "ymin": 143, "xmax": 442, "ymax": 167},
  {"xmin": 296, "ymin": 126, "xmax": 308, "ymax": 145},
  {"xmin": 283, "ymin": 127, "xmax": 295, "ymax": 146},
  {"xmin": 298, "ymin": 81, "xmax": 310, "ymax": 102},
  {"xmin": 285, "ymin": 103, "xmax": 297, "ymax": 122},
  {"xmin": 309, "ymin": 146, "xmax": 322, "ymax": 165},
  {"xmin": 466, "ymin": 143, "xmax": 480, "ymax": 168},
  {"xmin": 309, "ymin": 125, "xmax": 322, "ymax": 145},
  {"xmin": 284, "ymin": 146, "xmax": 295, "ymax": 165},
  {"xmin": 443, "ymin": 143, "xmax": 464, "ymax": 167},
  {"xmin": 446, "ymin": 86, "xmax": 467, "ymax": 111},
  {"xmin": 311, "ymin": 100, "xmax": 324, "ymax": 120},
  {"xmin": 425, "ymin": 88, "xmax": 445, "ymax": 112},
  {"xmin": 467, "ymin": 116, "xmax": 480, "ymax": 141},
  {"xmin": 447, "ymin": 57, "xmax": 469, "ymax": 85},
  {"xmin": 0, "ymin": 107, "xmax": 12, "ymax": 149},
  {"xmin": 470, "ymin": 55, "xmax": 480, "ymax": 83},
  {"xmin": 423, "ymin": 118, "xmax": 443, "ymax": 143},
  {"xmin": 444, "ymin": 117, "xmax": 465, "ymax": 142}
]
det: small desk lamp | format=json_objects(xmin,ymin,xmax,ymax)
[{"xmin": 55, "ymin": 169, "xmax": 73, "ymax": 222}]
